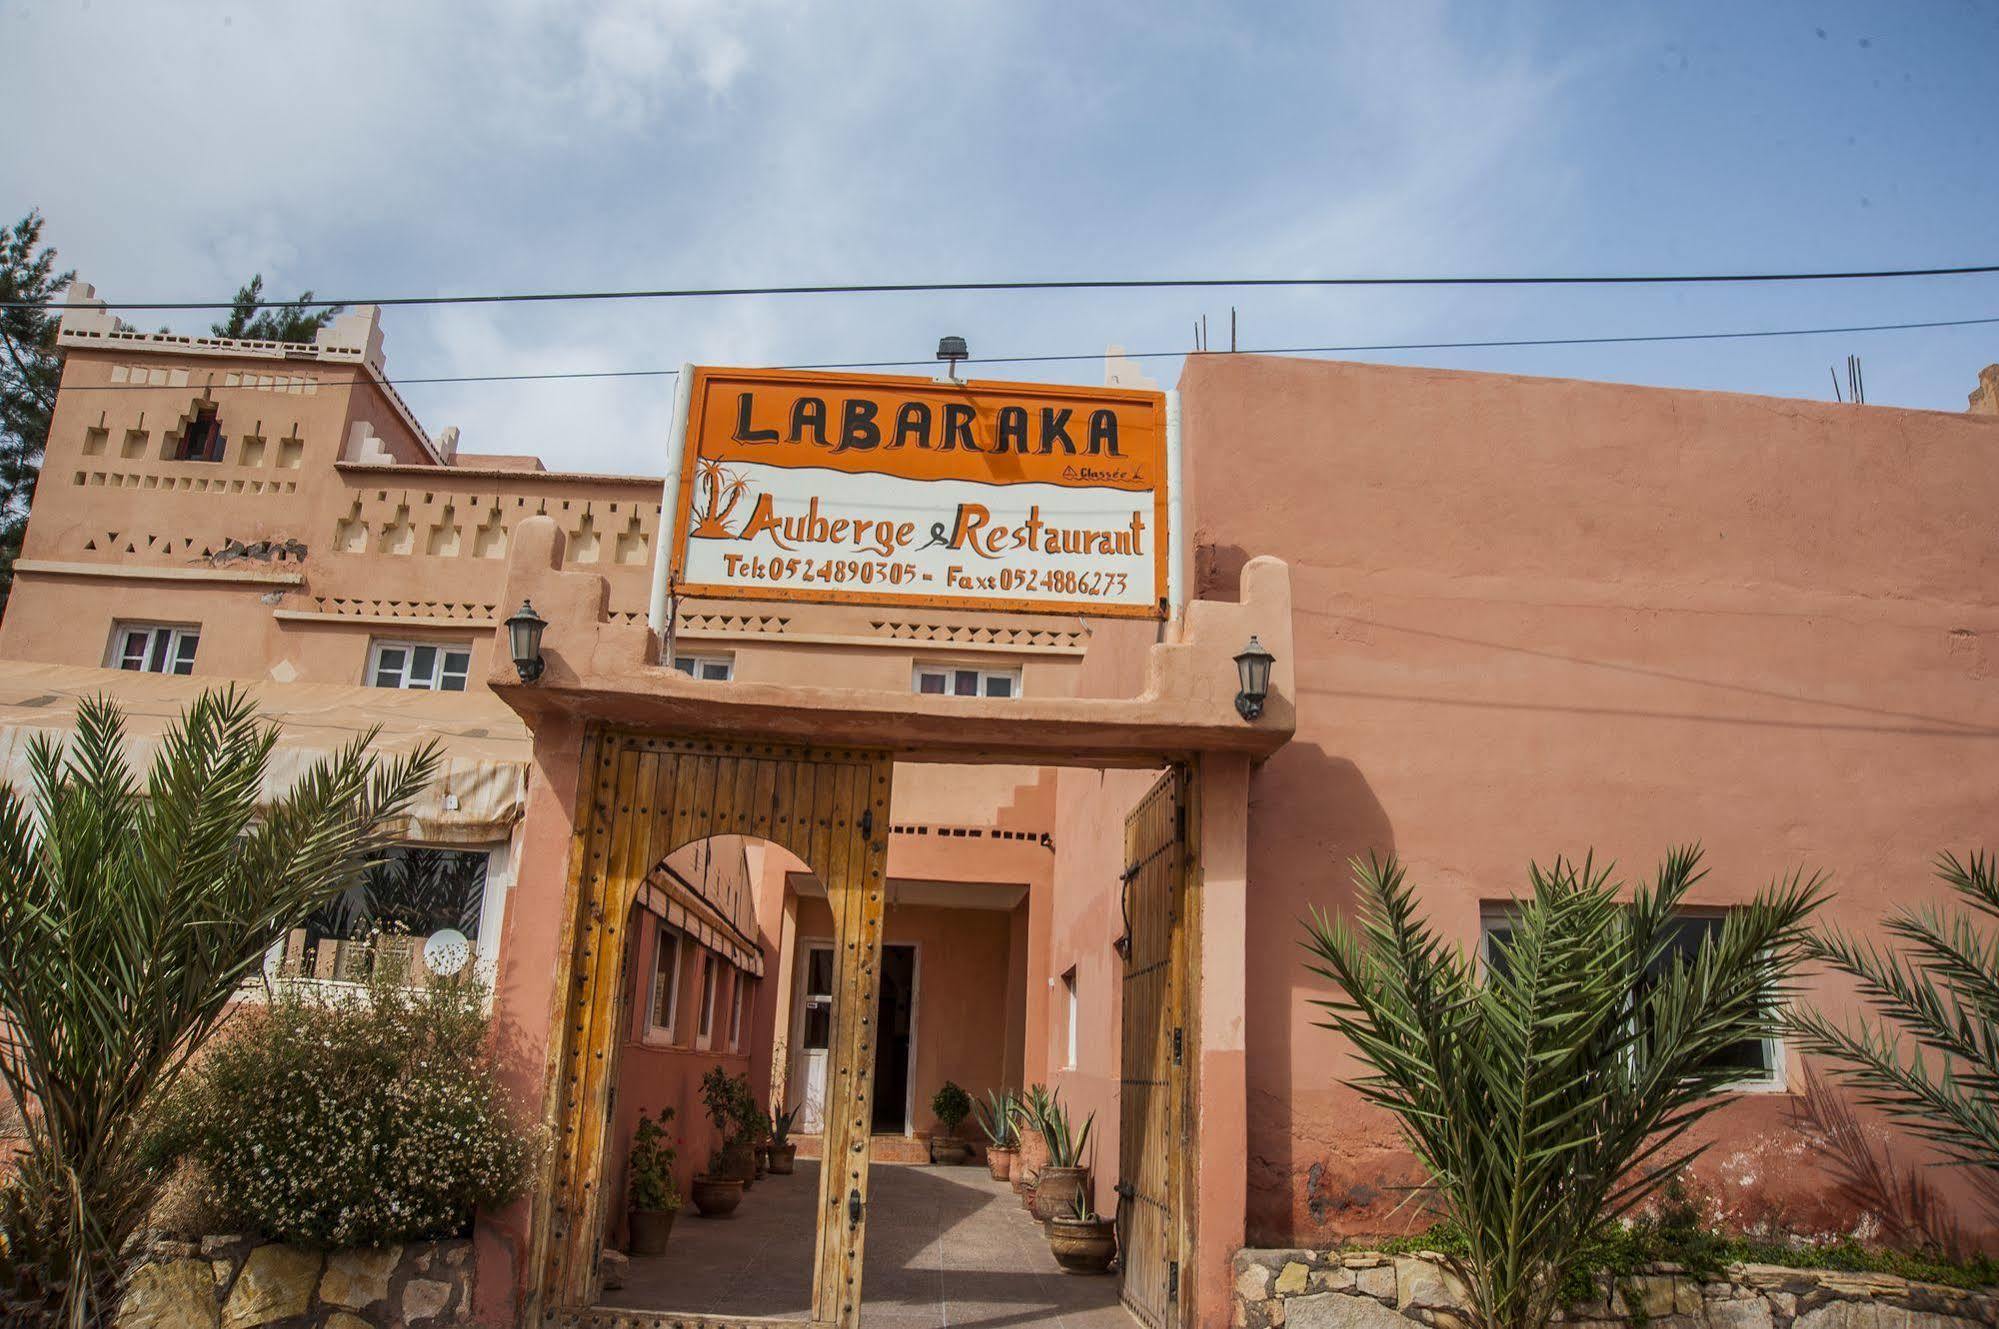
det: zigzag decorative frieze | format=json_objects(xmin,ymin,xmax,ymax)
[
  {"xmin": 308, "ymin": 597, "xmax": 498, "ymax": 621},
  {"xmin": 675, "ymin": 612, "xmax": 791, "ymax": 636},
  {"xmin": 867, "ymin": 619, "xmax": 1084, "ymax": 650}
]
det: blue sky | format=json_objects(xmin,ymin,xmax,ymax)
[{"xmin": 3, "ymin": 1, "xmax": 1995, "ymax": 474}]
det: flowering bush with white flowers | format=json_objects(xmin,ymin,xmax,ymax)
[{"xmin": 147, "ymin": 964, "xmax": 535, "ymax": 1248}]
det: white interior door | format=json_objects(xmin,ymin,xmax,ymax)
[{"xmin": 795, "ymin": 943, "xmax": 834, "ymax": 1133}]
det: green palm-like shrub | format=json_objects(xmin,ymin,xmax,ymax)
[
  {"xmin": 148, "ymin": 960, "xmax": 535, "ymax": 1247},
  {"xmin": 1790, "ymin": 852, "xmax": 1999, "ymax": 1175},
  {"xmin": 0, "ymin": 690, "xmax": 436, "ymax": 1328},
  {"xmin": 974, "ymin": 1089, "xmax": 1019, "ymax": 1148},
  {"xmin": 1303, "ymin": 847, "xmax": 1822, "ymax": 1329},
  {"xmin": 1041, "ymin": 1097, "xmax": 1094, "ymax": 1169}
]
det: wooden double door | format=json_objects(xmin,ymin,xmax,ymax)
[
  {"xmin": 1119, "ymin": 766, "xmax": 1194, "ymax": 1329},
  {"xmin": 534, "ymin": 730, "xmax": 892, "ymax": 1329}
]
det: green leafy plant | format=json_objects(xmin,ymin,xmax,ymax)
[
  {"xmin": 931, "ymin": 1081, "xmax": 972, "ymax": 1137},
  {"xmin": 628, "ymin": 1108, "xmax": 682, "ymax": 1213},
  {"xmin": 1041, "ymin": 1098, "xmax": 1095, "ymax": 1169},
  {"xmin": 700, "ymin": 1065, "xmax": 738, "ymax": 1137},
  {"xmin": 147, "ymin": 961, "xmax": 534, "ymax": 1247},
  {"xmin": 0, "ymin": 689, "xmax": 436, "ymax": 1328},
  {"xmin": 1789, "ymin": 852, "xmax": 1999, "ymax": 1177},
  {"xmin": 1018, "ymin": 1083, "xmax": 1056, "ymax": 1136},
  {"xmin": 974, "ymin": 1089, "xmax": 1019, "ymax": 1148},
  {"xmin": 1303, "ymin": 847, "xmax": 1822, "ymax": 1329},
  {"xmin": 1067, "ymin": 1189, "xmax": 1105, "ymax": 1223}
]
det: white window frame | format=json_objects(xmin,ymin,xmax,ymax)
[
  {"xmin": 729, "ymin": 972, "xmax": 748, "ymax": 1052},
  {"xmin": 110, "ymin": 622, "xmax": 200, "ymax": 675},
  {"xmin": 913, "ymin": 663, "xmax": 1022, "ymax": 699},
  {"xmin": 672, "ymin": 653, "xmax": 735, "ymax": 681},
  {"xmin": 1477, "ymin": 902, "xmax": 1783, "ymax": 1092},
  {"xmin": 1062, "ymin": 966, "xmax": 1079, "ymax": 1069},
  {"xmin": 645, "ymin": 921, "xmax": 683, "ymax": 1044},
  {"xmin": 368, "ymin": 638, "xmax": 474, "ymax": 692},
  {"xmin": 695, "ymin": 953, "xmax": 719, "ymax": 1049}
]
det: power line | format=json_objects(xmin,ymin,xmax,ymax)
[
  {"xmin": 12, "ymin": 263, "xmax": 1999, "ymax": 313},
  {"xmin": 47, "ymin": 312, "xmax": 1999, "ymax": 393}
]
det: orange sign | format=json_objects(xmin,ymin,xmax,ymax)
[{"xmin": 668, "ymin": 366, "xmax": 1170, "ymax": 618}]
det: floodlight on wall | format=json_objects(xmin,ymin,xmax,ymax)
[
  {"xmin": 506, "ymin": 600, "xmax": 547, "ymax": 683},
  {"xmin": 937, "ymin": 335, "xmax": 969, "ymax": 383},
  {"xmin": 1234, "ymin": 635, "xmax": 1275, "ymax": 722}
]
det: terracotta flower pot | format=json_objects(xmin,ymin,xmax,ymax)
[
  {"xmin": 628, "ymin": 1207, "xmax": 676, "ymax": 1254},
  {"xmin": 1046, "ymin": 1216, "xmax": 1116, "ymax": 1274},
  {"xmin": 986, "ymin": 1145, "xmax": 1018, "ymax": 1182},
  {"xmin": 690, "ymin": 1175, "xmax": 745, "ymax": 1218},
  {"xmin": 930, "ymin": 1135, "xmax": 973, "ymax": 1166},
  {"xmin": 1030, "ymin": 1166, "xmax": 1087, "ymax": 1222},
  {"xmin": 768, "ymin": 1142, "xmax": 798, "ymax": 1175},
  {"xmin": 1015, "ymin": 1125, "xmax": 1048, "ymax": 1200}
]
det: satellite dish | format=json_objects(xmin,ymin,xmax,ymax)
[{"xmin": 424, "ymin": 929, "xmax": 472, "ymax": 976}]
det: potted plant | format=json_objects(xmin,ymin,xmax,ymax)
[
  {"xmin": 1046, "ymin": 1189, "xmax": 1117, "ymax": 1274},
  {"xmin": 1015, "ymin": 1084, "xmax": 1055, "ymax": 1204},
  {"xmin": 699, "ymin": 1066, "xmax": 756, "ymax": 1202},
  {"xmin": 731, "ymin": 1075, "xmax": 767, "ymax": 1185},
  {"xmin": 768, "ymin": 1103, "xmax": 800, "ymax": 1175},
  {"xmin": 974, "ymin": 1089, "xmax": 1019, "ymax": 1182},
  {"xmin": 1029, "ymin": 1099, "xmax": 1093, "ymax": 1222},
  {"xmin": 929, "ymin": 1081, "xmax": 973, "ymax": 1164},
  {"xmin": 626, "ymin": 1106, "xmax": 682, "ymax": 1254}
]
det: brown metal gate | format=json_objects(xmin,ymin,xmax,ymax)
[
  {"xmin": 532, "ymin": 730, "xmax": 892, "ymax": 1329},
  {"xmin": 1118, "ymin": 766, "xmax": 1192, "ymax": 1329}
]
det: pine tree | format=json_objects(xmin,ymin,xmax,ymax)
[
  {"xmin": 212, "ymin": 274, "xmax": 342, "ymax": 343},
  {"xmin": 0, "ymin": 212, "xmax": 71, "ymax": 619}
]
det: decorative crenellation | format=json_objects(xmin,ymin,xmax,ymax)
[
  {"xmin": 868, "ymin": 619, "xmax": 1086, "ymax": 650},
  {"xmin": 889, "ymin": 823, "xmax": 1046, "ymax": 843},
  {"xmin": 1232, "ymin": 1248, "xmax": 1999, "ymax": 1329},
  {"xmin": 70, "ymin": 468, "xmax": 299, "ymax": 495},
  {"xmin": 120, "ymin": 1232, "xmax": 474, "ymax": 1327},
  {"xmin": 329, "ymin": 487, "xmax": 658, "ymax": 569}
]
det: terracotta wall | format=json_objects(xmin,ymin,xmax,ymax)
[{"xmin": 1177, "ymin": 353, "xmax": 1999, "ymax": 1246}]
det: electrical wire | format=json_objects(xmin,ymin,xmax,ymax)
[
  {"xmin": 9, "ymin": 263, "xmax": 1999, "ymax": 313},
  {"xmin": 45, "ymin": 312, "xmax": 1999, "ymax": 393}
]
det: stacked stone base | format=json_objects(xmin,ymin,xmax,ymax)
[
  {"xmin": 118, "ymin": 1234, "xmax": 473, "ymax": 1328},
  {"xmin": 1232, "ymin": 1249, "xmax": 1999, "ymax": 1329}
]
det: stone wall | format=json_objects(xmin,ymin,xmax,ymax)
[
  {"xmin": 1232, "ymin": 1249, "xmax": 1999, "ymax": 1329},
  {"xmin": 118, "ymin": 1233, "xmax": 473, "ymax": 1329}
]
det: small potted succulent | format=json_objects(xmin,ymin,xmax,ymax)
[
  {"xmin": 768, "ymin": 1103, "xmax": 800, "ymax": 1175},
  {"xmin": 1029, "ymin": 1098, "xmax": 1093, "ymax": 1223},
  {"xmin": 975, "ymin": 1089, "xmax": 1019, "ymax": 1182},
  {"xmin": 626, "ymin": 1106, "xmax": 682, "ymax": 1255},
  {"xmin": 1046, "ymin": 1190, "xmax": 1117, "ymax": 1274},
  {"xmin": 1014, "ymin": 1084, "xmax": 1055, "ymax": 1205},
  {"xmin": 929, "ymin": 1080, "xmax": 973, "ymax": 1165}
]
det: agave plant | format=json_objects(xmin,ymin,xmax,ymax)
[
  {"xmin": 1790, "ymin": 852, "xmax": 1999, "ymax": 1178},
  {"xmin": 1042, "ymin": 1099, "xmax": 1095, "ymax": 1170},
  {"xmin": 772, "ymin": 1102, "xmax": 800, "ymax": 1142},
  {"xmin": 0, "ymin": 690, "xmax": 437, "ymax": 1329},
  {"xmin": 1303, "ymin": 847, "xmax": 1822, "ymax": 1329},
  {"xmin": 1018, "ymin": 1083, "xmax": 1056, "ymax": 1137},
  {"xmin": 974, "ymin": 1089, "xmax": 1019, "ymax": 1148}
]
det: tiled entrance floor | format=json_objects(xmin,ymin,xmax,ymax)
[{"xmin": 600, "ymin": 1160, "xmax": 1132, "ymax": 1329}]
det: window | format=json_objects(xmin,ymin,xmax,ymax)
[
  {"xmin": 696, "ymin": 954, "xmax": 719, "ymax": 1048},
  {"xmin": 172, "ymin": 405, "xmax": 224, "ymax": 462},
  {"xmin": 112, "ymin": 623, "xmax": 199, "ymax": 675},
  {"xmin": 914, "ymin": 664, "xmax": 1021, "ymax": 698},
  {"xmin": 647, "ymin": 923, "xmax": 682, "ymax": 1039},
  {"xmin": 370, "ymin": 640, "xmax": 472, "ymax": 692},
  {"xmin": 672, "ymin": 653, "xmax": 734, "ymax": 682},
  {"xmin": 1479, "ymin": 905, "xmax": 1779, "ymax": 1088},
  {"xmin": 1062, "ymin": 966, "xmax": 1079, "ymax": 1069},
  {"xmin": 730, "ymin": 974, "xmax": 751, "ymax": 1051},
  {"xmin": 293, "ymin": 845, "xmax": 489, "ymax": 983}
]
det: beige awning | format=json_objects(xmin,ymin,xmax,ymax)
[{"xmin": 0, "ymin": 661, "xmax": 531, "ymax": 843}]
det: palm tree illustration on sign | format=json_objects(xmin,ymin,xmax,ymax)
[{"xmin": 691, "ymin": 456, "xmax": 751, "ymax": 538}]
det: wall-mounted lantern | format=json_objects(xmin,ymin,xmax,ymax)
[
  {"xmin": 1234, "ymin": 635, "xmax": 1274, "ymax": 721},
  {"xmin": 506, "ymin": 600, "xmax": 547, "ymax": 683}
]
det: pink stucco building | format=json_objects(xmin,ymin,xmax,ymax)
[{"xmin": 6, "ymin": 283, "xmax": 1997, "ymax": 1329}]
